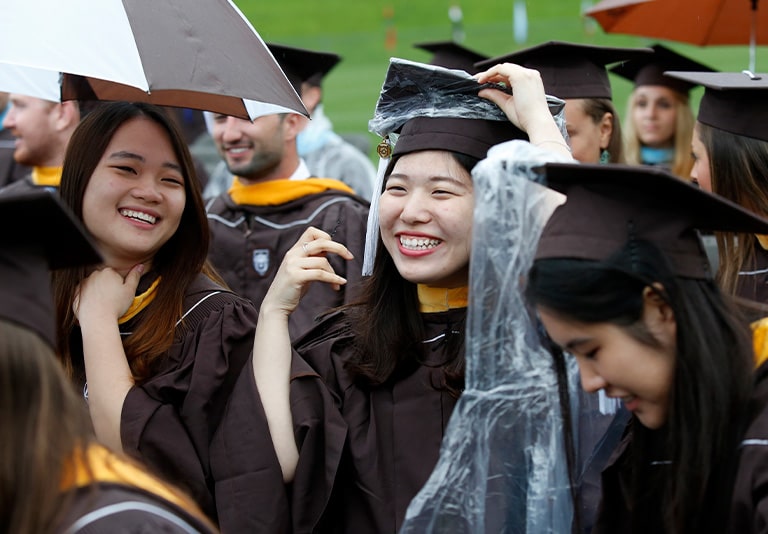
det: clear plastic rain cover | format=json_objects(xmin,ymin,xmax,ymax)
[
  {"xmin": 400, "ymin": 140, "xmax": 579, "ymax": 533},
  {"xmin": 368, "ymin": 57, "xmax": 567, "ymax": 139}
]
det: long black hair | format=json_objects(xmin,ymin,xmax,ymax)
[
  {"xmin": 343, "ymin": 151, "xmax": 479, "ymax": 397},
  {"xmin": 526, "ymin": 239, "xmax": 754, "ymax": 533}
]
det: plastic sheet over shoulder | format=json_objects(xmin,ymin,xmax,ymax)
[
  {"xmin": 368, "ymin": 57, "xmax": 566, "ymax": 138},
  {"xmin": 400, "ymin": 141, "xmax": 575, "ymax": 533}
]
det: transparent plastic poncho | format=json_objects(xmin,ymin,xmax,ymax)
[{"xmin": 399, "ymin": 140, "xmax": 579, "ymax": 533}]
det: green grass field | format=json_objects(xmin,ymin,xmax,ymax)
[{"xmin": 234, "ymin": 0, "xmax": 768, "ymax": 160}]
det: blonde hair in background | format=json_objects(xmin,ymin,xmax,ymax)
[{"xmin": 624, "ymin": 88, "xmax": 695, "ymax": 179}]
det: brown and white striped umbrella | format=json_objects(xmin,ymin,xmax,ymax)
[{"xmin": 0, "ymin": 0, "xmax": 308, "ymax": 120}]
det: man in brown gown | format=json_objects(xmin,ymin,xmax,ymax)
[{"xmin": 205, "ymin": 44, "xmax": 369, "ymax": 341}]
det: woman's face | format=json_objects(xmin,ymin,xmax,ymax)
[
  {"xmin": 564, "ymin": 99, "xmax": 611, "ymax": 164},
  {"xmin": 631, "ymin": 86, "xmax": 679, "ymax": 149},
  {"xmin": 379, "ymin": 150, "xmax": 473, "ymax": 288},
  {"xmin": 82, "ymin": 117, "xmax": 186, "ymax": 270},
  {"xmin": 537, "ymin": 290, "xmax": 677, "ymax": 430},
  {"xmin": 690, "ymin": 123, "xmax": 712, "ymax": 191}
]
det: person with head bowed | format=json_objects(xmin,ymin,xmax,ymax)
[
  {"xmin": 476, "ymin": 41, "xmax": 652, "ymax": 165},
  {"xmin": 50, "ymin": 102, "xmax": 260, "ymax": 527},
  {"xmin": 526, "ymin": 162, "xmax": 768, "ymax": 533},
  {"xmin": 0, "ymin": 190, "xmax": 218, "ymax": 533},
  {"xmin": 610, "ymin": 44, "xmax": 714, "ymax": 179},
  {"xmin": 216, "ymin": 57, "xmax": 572, "ymax": 532}
]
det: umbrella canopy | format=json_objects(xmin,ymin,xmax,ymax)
[
  {"xmin": 0, "ymin": 0, "xmax": 307, "ymax": 120},
  {"xmin": 585, "ymin": 0, "xmax": 766, "ymax": 71}
]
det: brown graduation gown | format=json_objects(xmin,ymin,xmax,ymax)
[
  {"xmin": 211, "ymin": 307, "xmax": 466, "ymax": 533},
  {"xmin": 295, "ymin": 308, "xmax": 464, "ymax": 533},
  {"xmin": 205, "ymin": 189, "xmax": 369, "ymax": 340},
  {"xmin": 57, "ymin": 483, "xmax": 218, "ymax": 533},
  {"xmin": 729, "ymin": 360, "xmax": 768, "ymax": 533},
  {"xmin": 593, "ymin": 361, "xmax": 768, "ymax": 533},
  {"xmin": 69, "ymin": 273, "xmax": 259, "ymax": 525},
  {"xmin": 737, "ymin": 240, "xmax": 768, "ymax": 310}
]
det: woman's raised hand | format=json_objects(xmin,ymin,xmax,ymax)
[
  {"xmin": 261, "ymin": 227, "xmax": 354, "ymax": 317},
  {"xmin": 475, "ymin": 62, "xmax": 571, "ymax": 158}
]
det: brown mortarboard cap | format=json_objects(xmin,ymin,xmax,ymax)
[
  {"xmin": 369, "ymin": 58, "xmax": 545, "ymax": 156},
  {"xmin": 476, "ymin": 41, "xmax": 653, "ymax": 99},
  {"xmin": 609, "ymin": 44, "xmax": 715, "ymax": 94},
  {"xmin": 666, "ymin": 70, "xmax": 768, "ymax": 141},
  {"xmin": 0, "ymin": 189, "xmax": 101, "ymax": 347},
  {"xmin": 413, "ymin": 40, "xmax": 489, "ymax": 74},
  {"xmin": 266, "ymin": 43, "xmax": 341, "ymax": 93},
  {"xmin": 534, "ymin": 162, "xmax": 768, "ymax": 279},
  {"xmin": 394, "ymin": 116, "xmax": 527, "ymax": 159}
]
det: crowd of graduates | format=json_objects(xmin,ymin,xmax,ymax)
[{"xmin": 4, "ymin": 23, "xmax": 768, "ymax": 534}]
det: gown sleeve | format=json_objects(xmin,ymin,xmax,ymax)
[
  {"xmin": 59, "ymin": 484, "xmax": 219, "ymax": 534},
  {"xmin": 730, "ymin": 361, "xmax": 768, "ymax": 534},
  {"xmin": 208, "ymin": 311, "xmax": 350, "ymax": 533},
  {"xmin": 120, "ymin": 288, "xmax": 258, "ymax": 523},
  {"xmin": 287, "ymin": 350, "xmax": 348, "ymax": 533}
]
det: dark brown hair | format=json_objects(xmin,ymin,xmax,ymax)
[
  {"xmin": 0, "ymin": 320, "xmax": 218, "ymax": 533},
  {"xmin": 582, "ymin": 98, "xmax": 625, "ymax": 164},
  {"xmin": 695, "ymin": 122, "xmax": 768, "ymax": 298},
  {"xmin": 0, "ymin": 321, "xmax": 93, "ymax": 533},
  {"xmin": 53, "ymin": 102, "xmax": 214, "ymax": 383}
]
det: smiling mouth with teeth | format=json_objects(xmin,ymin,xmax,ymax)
[
  {"xmin": 120, "ymin": 208, "xmax": 157, "ymax": 225},
  {"xmin": 400, "ymin": 236, "xmax": 441, "ymax": 250}
]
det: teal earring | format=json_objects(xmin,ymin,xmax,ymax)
[{"xmin": 599, "ymin": 148, "xmax": 610, "ymax": 164}]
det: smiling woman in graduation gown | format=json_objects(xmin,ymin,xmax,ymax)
[
  {"xmin": 211, "ymin": 59, "xmax": 572, "ymax": 532},
  {"xmin": 51, "ymin": 102, "xmax": 259, "ymax": 528}
]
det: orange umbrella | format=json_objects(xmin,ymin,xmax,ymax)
[{"xmin": 585, "ymin": 0, "xmax": 766, "ymax": 71}]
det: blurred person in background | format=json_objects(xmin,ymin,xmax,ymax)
[
  {"xmin": 477, "ymin": 41, "xmax": 652, "ymax": 165},
  {"xmin": 0, "ymin": 91, "xmax": 31, "ymax": 188},
  {"xmin": 668, "ymin": 71, "xmax": 768, "ymax": 314},
  {"xmin": 204, "ymin": 45, "xmax": 370, "ymax": 342},
  {"xmin": 0, "ymin": 92, "xmax": 90, "ymax": 195},
  {"xmin": 611, "ymin": 44, "xmax": 714, "ymax": 179},
  {"xmin": 204, "ymin": 44, "xmax": 377, "ymax": 200}
]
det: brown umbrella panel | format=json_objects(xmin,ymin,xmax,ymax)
[
  {"xmin": 61, "ymin": 76, "xmax": 300, "ymax": 121},
  {"xmin": 0, "ymin": 0, "xmax": 308, "ymax": 119}
]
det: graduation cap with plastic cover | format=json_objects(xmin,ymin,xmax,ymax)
[
  {"xmin": 266, "ymin": 43, "xmax": 341, "ymax": 93},
  {"xmin": 368, "ymin": 57, "xmax": 539, "ymax": 140},
  {"xmin": 475, "ymin": 41, "xmax": 653, "ymax": 99},
  {"xmin": 413, "ymin": 40, "xmax": 489, "ymax": 73},
  {"xmin": 362, "ymin": 57, "xmax": 567, "ymax": 275},
  {"xmin": 0, "ymin": 189, "xmax": 101, "ymax": 347},
  {"xmin": 534, "ymin": 162, "xmax": 768, "ymax": 279},
  {"xmin": 665, "ymin": 70, "xmax": 768, "ymax": 142},
  {"xmin": 609, "ymin": 43, "xmax": 715, "ymax": 95}
]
